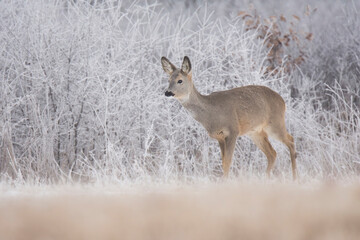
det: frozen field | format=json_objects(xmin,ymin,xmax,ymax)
[{"xmin": 1, "ymin": 182, "xmax": 360, "ymax": 240}]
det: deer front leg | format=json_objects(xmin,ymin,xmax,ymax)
[
  {"xmin": 218, "ymin": 139, "xmax": 225, "ymax": 175},
  {"xmin": 221, "ymin": 133, "xmax": 238, "ymax": 177},
  {"xmin": 218, "ymin": 140, "xmax": 225, "ymax": 159}
]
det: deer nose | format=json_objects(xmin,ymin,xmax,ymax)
[{"xmin": 165, "ymin": 91, "xmax": 175, "ymax": 97}]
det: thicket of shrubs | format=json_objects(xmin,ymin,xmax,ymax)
[{"xmin": 0, "ymin": 0, "xmax": 359, "ymax": 184}]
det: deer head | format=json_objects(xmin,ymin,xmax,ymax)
[{"xmin": 161, "ymin": 56, "xmax": 193, "ymax": 102}]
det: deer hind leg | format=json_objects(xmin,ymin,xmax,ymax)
[
  {"xmin": 280, "ymin": 133, "xmax": 297, "ymax": 180},
  {"xmin": 266, "ymin": 124, "xmax": 297, "ymax": 180},
  {"xmin": 219, "ymin": 133, "xmax": 237, "ymax": 178},
  {"xmin": 250, "ymin": 131, "xmax": 277, "ymax": 178},
  {"xmin": 286, "ymin": 133, "xmax": 297, "ymax": 180}
]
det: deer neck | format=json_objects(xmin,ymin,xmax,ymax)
[{"xmin": 179, "ymin": 84, "xmax": 209, "ymax": 121}]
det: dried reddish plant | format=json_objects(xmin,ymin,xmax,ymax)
[{"xmin": 239, "ymin": 5, "xmax": 316, "ymax": 75}]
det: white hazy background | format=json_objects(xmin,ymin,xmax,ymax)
[{"xmin": 0, "ymin": 0, "xmax": 359, "ymax": 185}]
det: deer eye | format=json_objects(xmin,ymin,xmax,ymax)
[{"xmin": 177, "ymin": 80, "xmax": 183, "ymax": 84}]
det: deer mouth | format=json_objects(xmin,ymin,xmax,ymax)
[{"xmin": 165, "ymin": 91, "xmax": 175, "ymax": 97}]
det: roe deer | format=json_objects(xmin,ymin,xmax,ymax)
[{"xmin": 162, "ymin": 56, "xmax": 297, "ymax": 180}]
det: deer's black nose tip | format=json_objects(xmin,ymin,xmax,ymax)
[{"xmin": 165, "ymin": 91, "xmax": 175, "ymax": 97}]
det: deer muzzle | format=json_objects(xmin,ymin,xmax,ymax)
[{"xmin": 165, "ymin": 91, "xmax": 175, "ymax": 97}]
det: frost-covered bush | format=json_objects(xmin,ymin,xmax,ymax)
[{"xmin": 0, "ymin": 0, "xmax": 359, "ymax": 184}]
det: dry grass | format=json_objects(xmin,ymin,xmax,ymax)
[{"xmin": 1, "ymin": 182, "xmax": 360, "ymax": 240}]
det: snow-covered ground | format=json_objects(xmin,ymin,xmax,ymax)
[{"xmin": 1, "ymin": 181, "xmax": 360, "ymax": 240}]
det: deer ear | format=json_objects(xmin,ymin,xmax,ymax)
[
  {"xmin": 181, "ymin": 56, "xmax": 191, "ymax": 75},
  {"xmin": 161, "ymin": 57, "xmax": 176, "ymax": 75}
]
